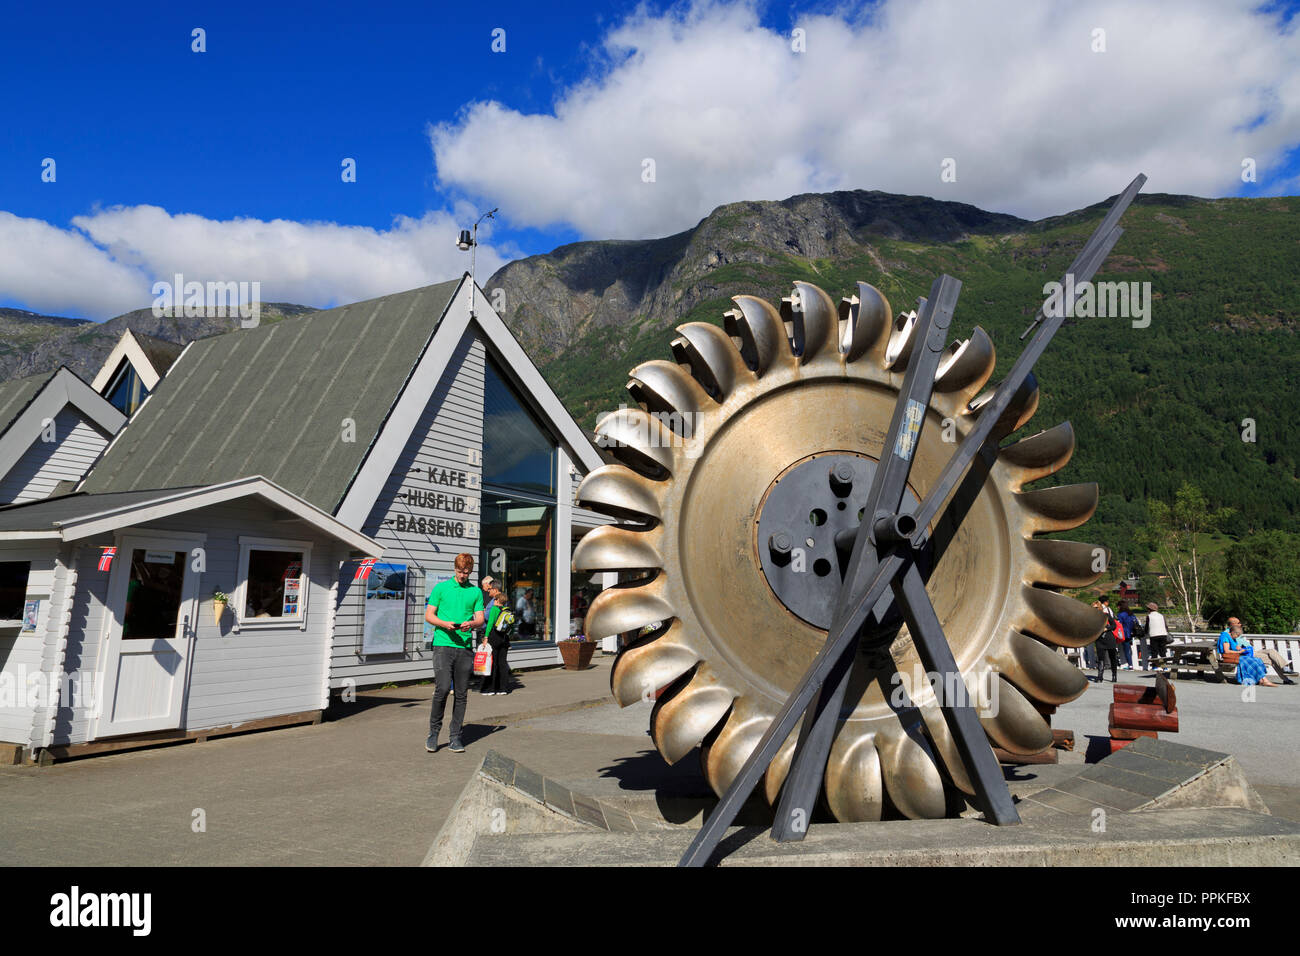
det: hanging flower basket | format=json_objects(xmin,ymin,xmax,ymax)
[{"xmin": 212, "ymin": 591, "xmax": 228, "ymax": 628}]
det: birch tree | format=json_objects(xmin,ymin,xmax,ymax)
[{"xmin": 1140, "ymin": 483, "xmax": 1233, "ymax": 630}]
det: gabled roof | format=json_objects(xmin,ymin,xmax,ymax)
[
  {"xmin": 79, "ymin": 279, "xmax": 464, "ymax": 511},
  {"xmin": 0, "ymin": 367, "xmax": 127, "ymax": 480},
  {"xmin": 333, "ymin": 278, "xmax": 606, "ymax": 526},
  {"xmin": 0, "ymin": 370, "xmax": 57, "ymax": 436},
  {"xmin": 0, "ymin": 477, "xmax": 382, "ymax": 553},
  {"xmin": 90, "ymin": 329, "xmax": 187, "ymax": 393}
]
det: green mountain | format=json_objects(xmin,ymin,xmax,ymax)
[
  {"xmin": 485, "ymin": 190, "xmax": 1300, "ymax": 570},
  {"xmin": 0, "ymin": 308, "xmax": 94, "ymax": 367}
]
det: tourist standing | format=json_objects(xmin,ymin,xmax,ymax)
[
  {"xmin": 426, "ymin": 553, "xmax": 485, "ymax": 753},
  {"xmin": 516, "ymin": 586, "xmax": 537, "ymax": 639},
  {"xmin": 1085, "ymin": 601, "xmax": 1101, "ymax": 671},
  {"xmin": 1095, "ymin": 595, "xmax": 1119, "ymax": 683},
  {"xmin": 1117, "ymin": 601, "xmax": 1138, "ymax": 670},
  {"xmin": 1145, "ymin": 602, "xmax": 1168, "ymax": 669}
]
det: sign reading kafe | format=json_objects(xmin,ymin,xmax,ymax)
[{"xmin": 413, "ymin": 465, "xmax": 480, "ymax": 490}]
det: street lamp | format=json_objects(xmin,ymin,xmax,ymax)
[{"xmin": 457, "ymin": 207, "xmax": 497, "ymax": 318}]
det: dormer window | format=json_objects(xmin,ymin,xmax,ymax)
[{"xmin": 103, "ymin": 359, "xmax": 149, "ymax": 416}]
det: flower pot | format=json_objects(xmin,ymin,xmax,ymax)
[
  {"xmin": 212, "ymin": 600, "xmax": 226, "ymax": 627},
  {"xmin": 558, "ymin": 640, "xmax": 596, "ymax": 671}
]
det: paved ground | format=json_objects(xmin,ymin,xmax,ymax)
[
  {"xmin": 1052, "ymin": 669, "xmax": 1300, "ymax": 821},
  {"xmin": 0, "ymin": 659, "xmax": 630, "ymax": 866},
  {"xmin": 1, "ymin": 659, "xmax": 1295, "ymax": 865}
]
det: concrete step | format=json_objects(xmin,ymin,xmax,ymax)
[
  {"xmin": 426, "ymin": 738, "xmax": 1298, "ymax": 866},
  {"xmin": 460, "ymin": 807, "xmax": 1300, "ymax": 866}
]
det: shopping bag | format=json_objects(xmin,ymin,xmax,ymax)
[{"xmin": 473, "ymin": 643, "xmax": 493, "ymax": 677}]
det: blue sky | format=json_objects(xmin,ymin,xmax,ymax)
[
  {"xmin": 1, "ymin": 1, "xmax": 630, "ymax": 243},
  {"xmin": 2, "ymin": 0, "xmax": 1298, "ymax": 319}
]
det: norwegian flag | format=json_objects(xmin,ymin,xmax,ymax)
[
  {"xmin": 354, "ymin": 557, "xmax": 377, "ymax": 581},
  {"xmin": 98, "ymin": 547, "xmax": 117, "ymax": 572}
]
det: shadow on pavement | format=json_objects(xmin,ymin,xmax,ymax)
[{"xmin": 597, "ymin": 749, "xmax": 777, "ymax": 826}]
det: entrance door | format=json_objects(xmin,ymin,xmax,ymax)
[{"xmin": 98, "ymin": 536, "xmax": 200, "ymax": 737}]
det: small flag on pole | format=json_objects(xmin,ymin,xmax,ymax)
[
  {"xmin": 354, "ymin": 557, "xmax": 377, "ymax": 581},
  {"xmin": 98, "ymin": 547, "xmax": 117, "ymax": 572}
]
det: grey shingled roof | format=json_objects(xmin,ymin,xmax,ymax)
[
  {"xmin": 0, "ymin": 369, "xmax": 57, "ymax": 442},
  {"xmin": 80, "ymin": 278, "xmax": 463, "ymax": 511},
  {"xmin": 133, "ymin": 332, "xmax": 186, "ymax": 378},
  {"xmin": 0, "ymin": 488, "xmax": 202, "ymax": 532}
]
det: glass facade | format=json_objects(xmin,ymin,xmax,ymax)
[
  {"xmin": 479, "ymin": 494, "xmax": 555, "ymax": 641},
  {"xmin": 479, "ymin": 355, "xmax": 562, "ymax": 641},
  {"xmin": 482, "ymin": 357, "xmax": 556, "ymax": 497}
]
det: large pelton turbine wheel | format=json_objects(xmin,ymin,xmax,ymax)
[{"xmin": 574, "ymin": 281, "xmax": 1106, "ymax": 821}]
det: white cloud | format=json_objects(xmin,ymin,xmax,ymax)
[
  {"xmin": 430, "ymin": 0, "xmax": 1300, "ymax": 238},
  {"xmin": 0, "ymin": 212, "xmax": 149, "ymax": 318},
  {"xmin": 0, "ymin": 206, "xmax": 505, "ymax": 321}
]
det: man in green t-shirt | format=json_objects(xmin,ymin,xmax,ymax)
[{"xmin": 425, "ymin": 553, "xmax": 485, "ymax": 753}]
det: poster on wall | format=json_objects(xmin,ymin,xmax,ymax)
[
  {"xmin": 362, "ymin": 562, "xmax": 407, "ymax": 655},
  {"xmin": 21, "ymin": 599, "xmax": 40, "ymax": 632},
  {"xmin": 282, "ymin": 578, "xmax": 301, "ymax": 617}
]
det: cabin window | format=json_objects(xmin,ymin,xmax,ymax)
[
  {"xmin": 0, "ymin": 561, "xmax": 31, "ymax": 623},
  {"xmin": 235, "ymin": 538, "xmax": 311, "ymax": 629}
]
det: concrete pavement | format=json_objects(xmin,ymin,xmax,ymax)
[
  {"xmin": 0, "ymin": 659, "xmax": 626, "ymax": 866},
  {"xmin": 1, "ymin": 655, "xmax": 1295, "ymax": 865}
]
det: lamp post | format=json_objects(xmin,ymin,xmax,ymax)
[{"xmin": 457, "ymin": 207, "xmax": 497, "ymax": 319}]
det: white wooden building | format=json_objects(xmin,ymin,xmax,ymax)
[
  {"xmin": 0, "ymin": 274, "xmax": 608, "ymax": 762},
  {"xmin": 0, "ymin": 367, "xmax": 126, "ymax": 505},
  {"xmin": 0, "ymin": 480, "xmax": 380, "ymax": 760}
]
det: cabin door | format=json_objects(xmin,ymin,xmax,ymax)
[{"xmin": 98, "ymin": 536, "xmax": 200, "ymax": 737}]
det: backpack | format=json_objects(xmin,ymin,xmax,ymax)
[{"xmin": 492, "ymin": 608, "xmax": 517, "ymax": 640}]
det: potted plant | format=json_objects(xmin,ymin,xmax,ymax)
[
  {"xmin": 558, "ymin": 633, "xmax": 596, "ymax": 670},
  {"xmin": 212, "ymin": 590, "xmax": 228, "ymax": 627}
]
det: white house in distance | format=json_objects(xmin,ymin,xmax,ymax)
[
  {"xmin": 0, "ymin": 367, "xmax": 126, "ymax": 505},
  {"xmin": 0, "ymin": 274, "xmax": 609, "ymax": 763},
  {"xmin": 88, "ymin": 329, "xmax": 186, "ymax": 417}
]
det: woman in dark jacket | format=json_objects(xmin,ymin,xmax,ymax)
[{"xmin": 1095, "ymin": 597, "xmax": 1119, "ymax": 683}]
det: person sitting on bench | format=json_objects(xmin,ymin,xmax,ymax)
[
  {"xmin": 1218, "ymin": 617, "xmax": 1294, "ymax": 686},
  {"xmin": 1216, "ymin": 621, "xmax": 1286, "ymax": 686}
]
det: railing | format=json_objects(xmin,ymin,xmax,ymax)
[{"xmin": 1169, "ymin": 632, "xmax": 1298, "ymax": 675}]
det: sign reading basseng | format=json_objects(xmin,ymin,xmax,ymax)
[
  {"xmin": 393, "ymin": 514, "xmax": 471, "ymax": 537},
  {"xmin": 49, "ymin": 886, "xmax": 151, "ymax": 936}
]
